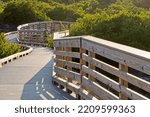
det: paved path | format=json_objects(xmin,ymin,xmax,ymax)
[{"xmin": 0, "ymin": 36, "xmax": 75, "ymax": 100}]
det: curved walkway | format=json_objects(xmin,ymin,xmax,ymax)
[{"xmin": 0, "ymin": 36, "xmax": 75, "ymax": 100}]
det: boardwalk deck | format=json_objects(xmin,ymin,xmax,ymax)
[{"xmin": 0, "ymin": 35, "xmax": 75, "ymax": 100}]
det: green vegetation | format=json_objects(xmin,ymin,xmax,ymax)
[
  {"xmin": 47, "ymin": 35, "xmax": 53, "ymax": 48},
  {"xmin": 0, "ymin": 0, "xmax": 150, "ymax": 51},
  {"xmin": 0, "ymin": 33, "xmax": 21, "ymax": 58},
  {"xmin": 0, "ymin": 0, "xmax": 51, "ymax": 25},
  {"xmin": 70, "ymin": 0, "xmax": 150, "ymax": 51}
]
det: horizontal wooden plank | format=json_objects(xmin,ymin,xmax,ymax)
[
  {"xmin": 82, "ymin": 53, "xmax": 150, "ymax": 93},
  {"xmin": 125, "ymin": 73, "xmax": 150, "ymax": 93},
  {"xmin": 79, "ymin": 88, "xmax": 98, "ymax": 100},
  {"xmin": 54, "ymin": 38, "xmax": 80, "ymax": 47},
  {"xmin": 54, "ymin": 51, "xmax": 80, "ymax": 58},
  {"xmin": 19, "ymin": 29, "xmax": 45, "ymax": 31},
  {"xmin": 67, "ymin": 83, "xmax": 80, "ymax": 94},
  {"xmin": 82, "ymin": 65, "xmax": 120, "ymax": 92},
  {"xmin": 53, "ymin": 75, "xmax": 67, "ymax": 87},
  {"xmin": 82, "ymin": 76, "xmax": 119, "ymax": 100},
  {"xmin": 82, "ymin": 39, "xmax": 150, "ymax": 75},
  {"xmin": 82, "ymin": 53, "xmax": 119, "ymax": 76},
  {"xmin": 82, "ymin": 36, "xmax": 150, "ymax": 61},
  {"xmin": 54, "ymin": 66, "xmax": 81, "ymax": 83},
  {"xmin": 55, "ymin": 59, "xmax": 81, "ymax": 69},
  {"xmin": 120, "ymin": 86, "xmax": 149, "ymax": 100}
]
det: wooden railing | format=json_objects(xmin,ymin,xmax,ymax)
[
  {"xmin": 17, "ymin": 21, "xmax": 73, "ymax": 46},
  {"xmin": 53, "ymin": 35, "xmax": 150, "ymax": 100}
]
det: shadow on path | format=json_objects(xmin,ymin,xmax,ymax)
[{"xmin": 21, "ymin": 58, "xmax": 75, "ymax": 100}]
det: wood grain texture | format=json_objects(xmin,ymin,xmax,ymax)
[{"xmin": 54, "ymin": 66, "xmax": 81, "ymax": 84}]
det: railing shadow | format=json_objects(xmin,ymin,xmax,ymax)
[{"xmin": 21, "ymin": 57, "xmax": 75, "ymax": 100}]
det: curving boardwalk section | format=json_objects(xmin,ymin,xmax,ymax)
[{"xmin": 0, "ymin": 36, "xmax": 75, "ymax": 100}]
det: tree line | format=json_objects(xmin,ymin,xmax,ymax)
[
  {"xmin": 0, "ymin": 0, "xmax": 150, "ymax": 52},
  {"xmin": 0, "ymin": 0, "xmax": 149, "ymax": 25},
  {"xmin": 70, "ymin": 0, "xmax": 150, "ymax": 51}
]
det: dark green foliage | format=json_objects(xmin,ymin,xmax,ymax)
[
  {"xmin": 47, "ymin": 4, "xmax": 82, "ymax": 22},
  {"xmin": 0, "ymin": 33, "xmax": 21, "ymax": 58},
  {"xmin": 70, "ymin": 1, "xmax": 150, "ymax": 51},
  {"xmin": 47, "ymin": 35, "xmax": 53, "ymax": 48},
  {"xmin": 1, "ymin": 0, "xmax": 50, "ymax": 25},
  {"xmin": 0, "ymin": 0, "xmax": 150, "ymax": 51}
]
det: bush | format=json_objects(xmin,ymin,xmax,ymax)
[
  {"xmin": 0, "ymin": 33, "xmax": 21, "ymax": 58},
  {"xmin": 47, "ymin": 35, "xmax": 53, "ymax": 48}
]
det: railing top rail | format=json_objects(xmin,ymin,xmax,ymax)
[
  {"xmin": 17, "ymin": 21, "xmax": 74, "ymax": 30},
  {"xmin": 54, "ymin": 35, "xmax": 150, "ymax": 61},
  {"xmin": 54, "ymin": 35, "xmax": 82, "ymax": 40},
  {"xmin": 82, "ymin": 36, "xmax": 150, "ymax": 61}
]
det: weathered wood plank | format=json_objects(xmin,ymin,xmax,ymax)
[
  {"xmin": 119, "ymin": 64, "xmax": 128, "ymax": 99},
  {"xmin": 53, "ymin": 75, "xmax": 67, "ymax": 87},
  {"xmin": 54, "ymin": 38, "xmax": 80, "ymax": 47},
  {"xmin": 67, "ymin": 83, "xmax": 80, "ymax": 94},
  {"xmin": 55, "ymin": 59, "xmax": 81, "ymax": 69},
  {"xmin": 82, "ymin": 76, "xmax": 119, "ymax": 100},
  {"xmin": 54, "ymin": 66, "xmax": 81, "ymax": 83},
  {"xmin": 120, "ymin": 86, "xmax": 149, "ymax": 100},
  {"xmin": 54, "ymin": 51, "xmax": 80, "ymax": 58},
  {"xmin": 79, "ymin": 88, "xmax": 98, "ymax": 100},
  {"xmin": 125, "ymin": 73, "xmax": 150, "ymax": 93}
]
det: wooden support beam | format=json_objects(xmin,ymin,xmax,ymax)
[
  {"xmin": 89, "ymin": 51, "xmax": 96, "ymax": 81},
  {"xmin": 64, "ymin": 47, "xmax": 73, "ymax": 83},
  {"xmin": 119, "ymin": 64, "xmax": 128, "ymax": 100}
]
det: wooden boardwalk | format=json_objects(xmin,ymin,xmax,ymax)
[{"xmin": 0, "ymin": 36, "xmax": 75, "ymax": 100}]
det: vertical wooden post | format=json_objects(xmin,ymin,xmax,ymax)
[
  {"xmin": 80, "ymin": 48, "xmax": 86, "ymax": 77},
  {"xmin": 65, "ymin": 47, "xmax": 72, "ymax": 83},
  {"xmin": 88, "ymin": 51, "xmax": 97, "ymax": 97},
  {"xmin": 89, "ymin": 51, "xmax": 95, "ymax": 81},
  {"xmin": 55, "ymin": 47, "xmax": 63, "ymax": 78},
  {"xmin": 119, "ymin": 64, "xmax": 128, "ymax": 100},
  {"xmin": 80, "ymin": 38, "xmax": 85, "ymax": 99}
]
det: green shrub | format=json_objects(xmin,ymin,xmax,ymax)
[
  {"xmin": 0, "ymin": 33, "xmax": 21, "ymax": 58},
  {"xmin": 47, "ymin": 35, "xmax": 53, "ymax": 48}
]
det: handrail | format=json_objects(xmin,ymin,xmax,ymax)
[{"xmin": 53, "ymin": 34, "xmax": 150, "ymax": 100}]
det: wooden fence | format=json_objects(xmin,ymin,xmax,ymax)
[
  {"xmin": 53, "ymin": 35, "xmax": 150, "ymax": 100},
  {"xmin": 17, "ymin": 21, "xmax": 73, "ymax": 46}
]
